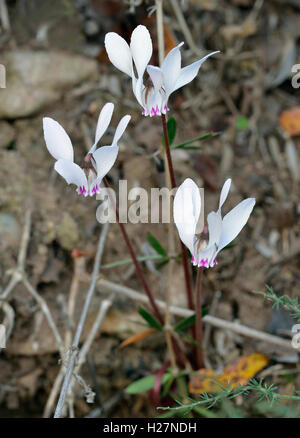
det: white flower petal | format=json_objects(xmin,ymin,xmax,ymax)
[
  {"xmin": 161, "ymin": 42, "xmax": 184, "ymax": 96},
  {"xmin": 173, "ymin": 178, "xmax": 201, "ymax": 256},
  {"xmin": 217, "ymin": 198, "xmax": 256, "ymax": 254},
  {"xmin": 89, "ymin": 103, "xmax": 115, "ymax": 154},
  {"xmin": 54, "ymin": 159, "xmax": 87, "ymax": 193},
  {"xmin": 112, "ymin": 115, "xmax": 131, "ymax": 145},
  {"xmin": 218, "ymin": 178, "xmax": 231, "ymax": 210},
  {"xmin": 172, "ymin": 51, "xmax": 220, "ymax": 94},
  {"xmin": 105, "ymin": 32, "xmax": 133, "ymax": 77},
  {"xmin": 130, "ymin": 25, "xmax": 152, "ymax": 78},
  {"xmin": 207, "ymin": 211, "xmax": 222, "ymax": 248},
  {"xmin": 43, "ymin": 117, "xmax": 74, "ymax": 161},
  {"xmin": 146, "ymin": 65, "xmax": 164, "ymax": 93},
  {"xmin": 133, "ymin": 75, "xmax": 144, "ymax": 107},
  {"xmin": 92, "ymin": 145, "xmax": 119, "ymax": 179},
  {"xmin": 89, "ymin": 175, "xmax": 102, "ymax": 196},
  {"xmin": 95, "ymin": 103, "xmax": 114, "ymax": 143}
]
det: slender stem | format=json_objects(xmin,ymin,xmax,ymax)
[
  {"xmin": 103, "ymin": 177, "xmax": 164, "ymax": 325},
  {"xmin": 161, "ymin": 114, "xmax": 194, "ymax": 313},
  {"xmin": 195, "ymin": 267, "xmax": 204, "ymax": 369}
]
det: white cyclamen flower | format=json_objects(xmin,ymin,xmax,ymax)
[
  {"xmin": 43, "ymin": 103, "xmax": 130, "ymax": 197},
  {"xmin": 104, "ymin": 25, "xmax": 219, "ymax": 117},
  {"xmin": 173, "ymin": 178, "xmax": 255, "ymax": 268}
]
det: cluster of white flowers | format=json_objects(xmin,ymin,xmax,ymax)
[{"xmin": 43, "ymin": 25, "xmax": 255, "ymax": 269}]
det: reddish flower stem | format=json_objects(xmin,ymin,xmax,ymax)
[
  {"xmin": 161, "ymin": 114, "xmax": 194, "ymax": 313},
  {"xmin": 103, "ymin": 177, "xmax": 163, "ymax": 324},
  {"xmin": 195, "ymin": 267, "xmax": 204, "ymax": 369}
]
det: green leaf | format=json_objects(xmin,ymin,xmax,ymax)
[
  {"xmin": 162, "ymin": 117, "xmax": 177, "ymax": 146},
  {"xmin": 138, "ymin": 307, "xmax": 163, "ymax": 331},
  {"xmin": 171, "ymin": 132, "xmax": 220, "ymax": 149},
  {"xmin": 161, "ymin": 375, "xmax": 175, "ymax": 398},
  {"xmin": 174, "ymin": 307, "xmax": 209, "ymax": 332},
  {"xmin": 146, "ymin": 233, "xmax": 168, "ymax": 258},
  {"xmin": 176, "ymin": 145, "xmax": 204, "ymax": 150},
  {"xmin": 126, "ymin": 373, "xmax": 171, "ymax": 394},
  {"xmin": 235, "ymin": 116, "xmax": 249, "ymax": 131},
  {"xmin": 174, "ymin": 314, "xmax": 196, "ymax": 332}
]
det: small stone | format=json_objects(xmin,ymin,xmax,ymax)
[
  {"xmin": 0, "ymin": 50, "xmax": 98, "ymax": 118},
  {"xmin": 84, "ymin": 19, "xmax": 99, "ymax": 36},
  {"xmin": 0, "ymin": 121, "xmax": 15, "ymax": 149},
  {"xmin": 57, "ymin": 212, "xmax": 80, "ymax": 250}
]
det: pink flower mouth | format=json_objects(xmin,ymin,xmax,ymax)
[
  {"xmin": 91, "ymin": 184, "xmax": 99, "ymax": 195},
  {"xmin": 79, "ymin": 186, "xmax": 87, "ymax": 195}
]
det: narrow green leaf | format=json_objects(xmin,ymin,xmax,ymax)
[
  {"xmin": 146, "ymin": 233, "xmax": 168, "ymax": 257},
  {"xmin": 138, "ymin": 307, "xmax": 163, "ymax": 331},
  {"xmin": 174, "ymin": 314, "xmax": 196, "ymax": 332},
  {"xmin": 177, "ymin": 145, "xmax": 204, "ymax": 150},
  {"xmin": 126, "ymin": 373, "xmax": 171, "ymax": 394},
  {"xmin": 171, "ymin": 132, "xmax": 220, "ymax": 149},
  {"xmin": 161, "ymin": 375, "xmax": 175, "ymax": 398},
  {"xmin": 174, "ymin": 307, "xmax": 209, "ymax": 332},
  {"xmin": 162, "ymin": 116, "xmax": 177, "ymax": 146}
]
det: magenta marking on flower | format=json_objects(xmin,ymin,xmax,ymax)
[
  {"xmin": 79, "ymin": 186, "xmax": 87, "ymax": 195},
  {"xmin": 198, "ymin": 258, "xmax": 209, "ymax": 268},
  {"xmin": 91, "ymin": 184, "xmax": 99, "ymax": 195},
  {"xmin": 163, "ymin": 105, "xmax": 169, "ymax": 112},
  {"xmin": 142, "ymin": 108, "xmax": 146, "ymax": 115}
]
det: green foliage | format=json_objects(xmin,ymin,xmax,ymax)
[
  {"xmin": 162, "ymin": 116, "xmax": 177, "ymax": 147},
  {"xmin": 126, "ymin": 373, "xmax": 171, "ymax": 394},
  {"xmin": 174, "ymin": 307, "xmax": 209, "ymax": 333},
  {"xmin": 172, "ymin": 132, "xmax": 219, "ymax": 150},
  {"xmin": 254, "ymin": 286, "xmax": 300, "ymax": 322},
  {"xmin": 138, "ymin": 307, "xmax": 163, "ymax": 331},
  {"xmin": 146, "ymin": 233, "xmax": 168, "ymax": 258},
  {"xmin": 235, "ymin": 116, "xmax": 249, "ymax": 130},
  {"xmin": 158, "ymin": 379, "xmax": 300, "ymax": 414}
]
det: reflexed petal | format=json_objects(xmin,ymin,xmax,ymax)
[
  {"xmin": 172, "ymin": 51, "xmax": 220, "ymax": 94},
  {"xmin": 112, "ymin": 115, "xmax": 131, "ymax": 145},
  {"xmin": 146, "ymin": 65, "xmax": 164, "ymax": 93},
  {"xmin": 54, "ymin": 159, "xmax": 87, "ymax": 192},
  {"xmin": 161, "ymin": 42, "xmax": 184, "ymax": 96},
  {"xmin": 43, "ymin": 117, "xmax": 74, "ymax": 161},
  {"xmin": 92, "ymin": 145, "xmax": 119, "ymax": 179},
  {"xmin": 130, "ymin": 25, "xmax": 152, "ymax": 78},
  {"xmin": 95, "ymin": 102, "xmax": 114, "ymax": 143},
  {"xmin": 217, "ymin": 198, "xmax": 256, "ymax": 254},
  {"xmin": 89, "ymin": 103, "xmax": 115, "ymax": 154},
  {"xmin": 207, "ymin": 211, "xmax": 222, "ymax": 248},
  {"xmin": 173, "ymin": 178, "xmax": 201, "ymax": 256},
  {"xmin": 105, "ymin": 32, "xmax": 133, "ymax": 76},
  {"xmin": 133, "ymin": 74, "xmax": 144, "ymax": 107},
  {"xmin": 218, "ymin": 178, "xmax": 231, "ymax": 210}
]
